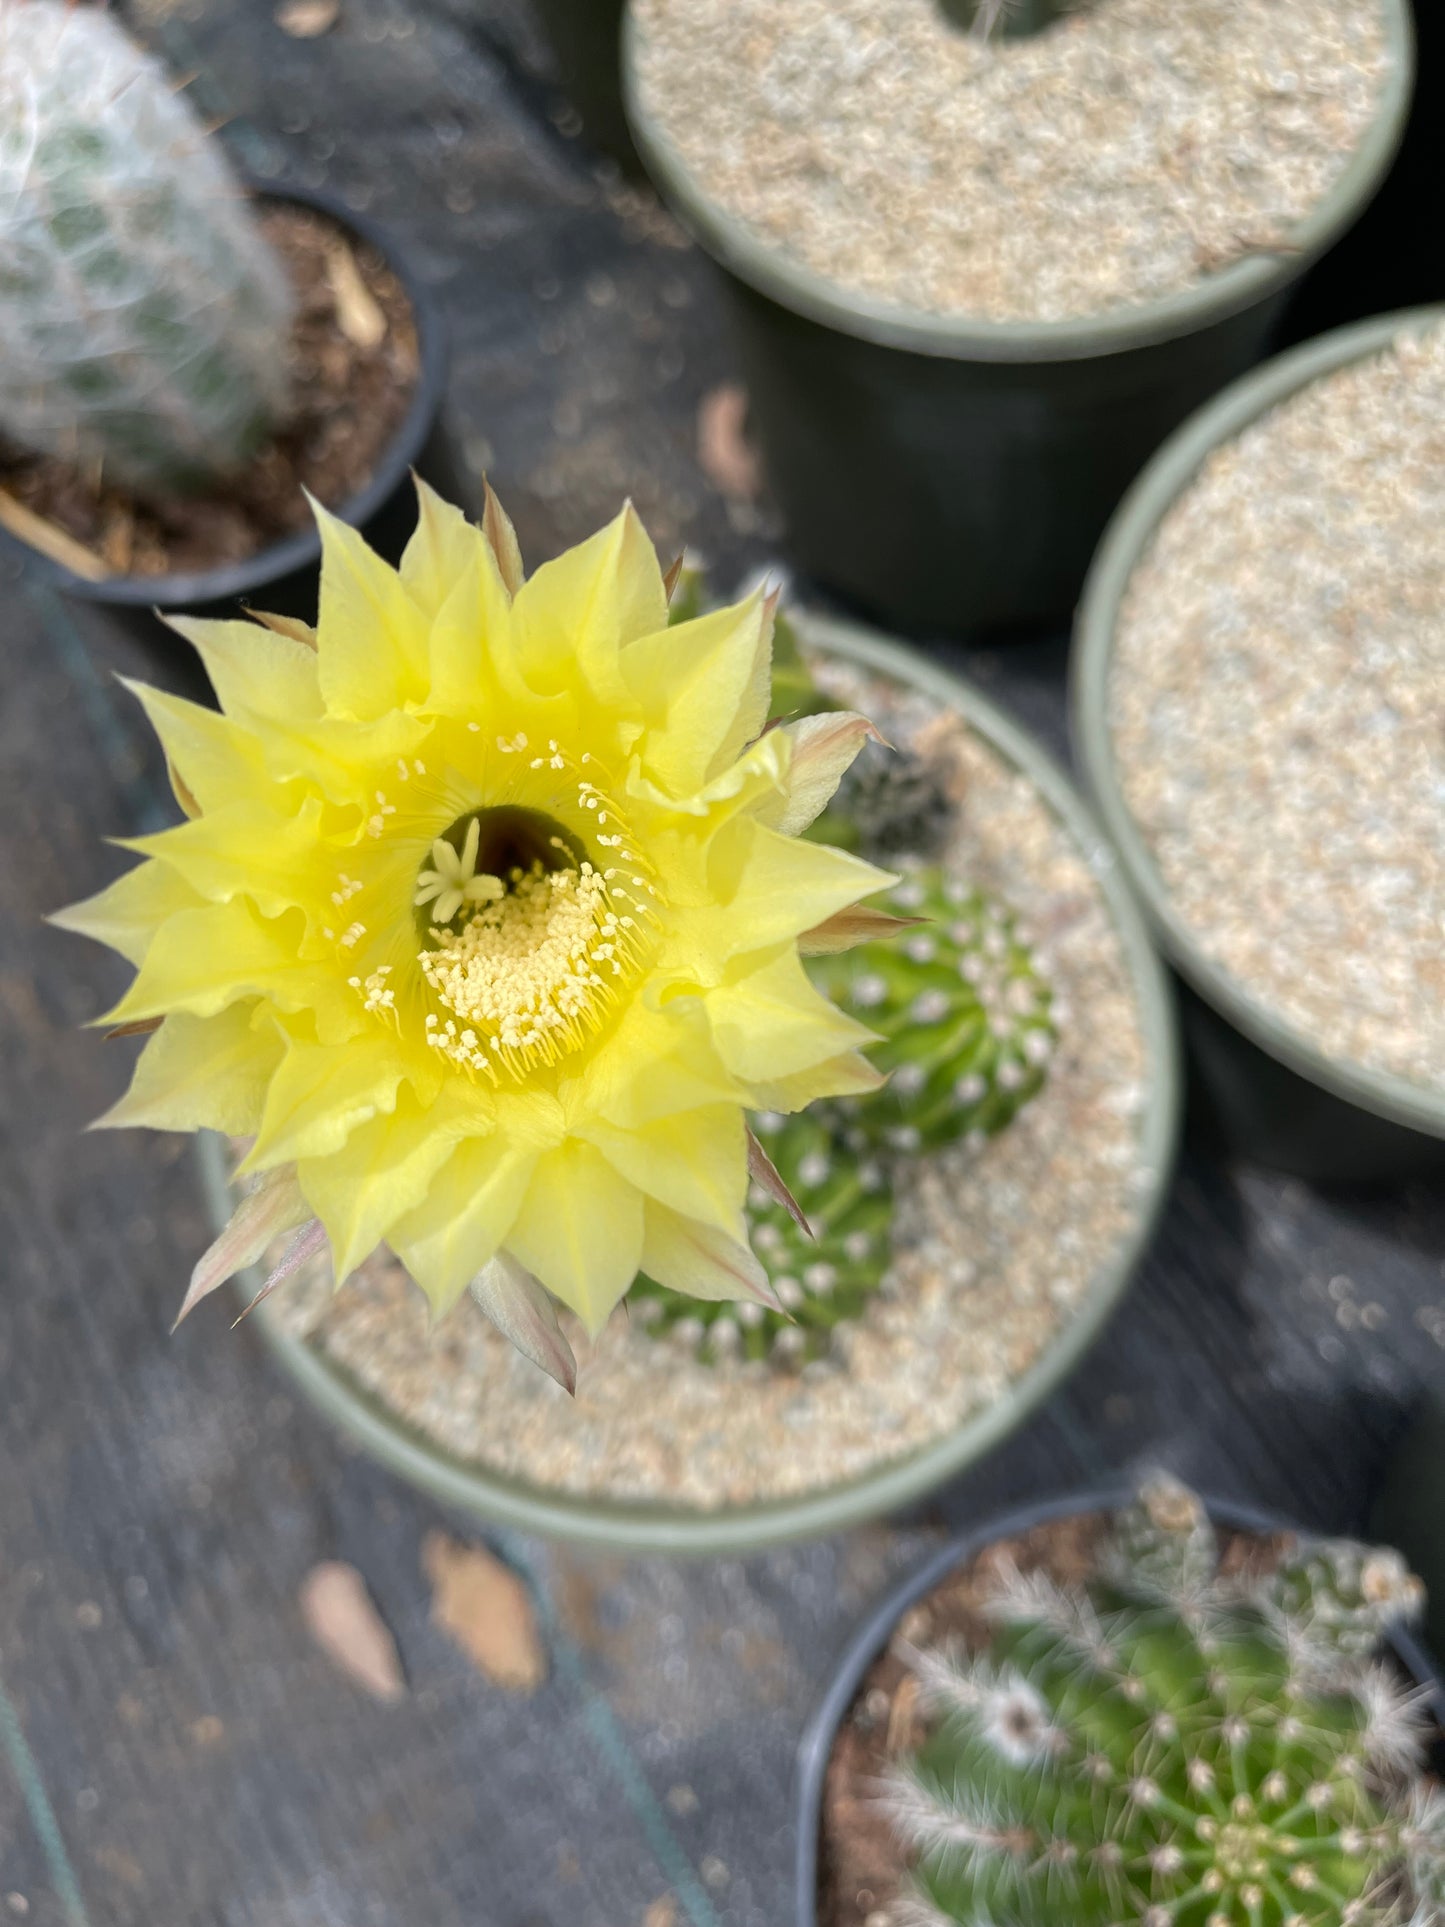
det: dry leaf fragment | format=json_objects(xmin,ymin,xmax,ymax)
[
  {"xmin": 697, "ymin": 383, "xmax": 762, "ymax": 501},
  {"xmin": 0, "ymin": 489, "xmax": 108, "ymax": 581},
  {"xmin": 324, "ymin": 236, "xmax": 387, "ymax": 350},
  {"xmin": 299, "ymin": 1561, "xmax": 406, "ymax": 1701},
  {"xmin": 422, "ymin": 1532, "xmax": 546, "ymax": 1693},
  {"xmin": 275, "ymin": 0, "xmax": 340, "ymax": 36}
]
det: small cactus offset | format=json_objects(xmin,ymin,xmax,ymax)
[
  {"xmin": 886, "ymin": 1476, "xmax": 1444, "ymax": 1927},
  {"xmin": 811, "ymin": 738, "xmax": 955, "ymax": 864},
  {"xmin": 0, "ymin": 1, "xmax": 294, "ymax": 494},
  {"xmin": 630, "ymin": 1111, "xmax": 893, "ymax": 1367},
  {"xmin": 809, "ymin": 867, "xmax": 1056, "ymax": 1158}
]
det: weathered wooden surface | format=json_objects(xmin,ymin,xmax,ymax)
[{"xmin": 2, "ymin": 4, "xmax": 1444, "ymax": 1923}]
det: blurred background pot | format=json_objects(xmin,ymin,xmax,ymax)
[
  {"xmin": 1072, "ymin": 308, "xmax": 1445, "ymax": 1184},
  {"xmin": 622, "ymin": 1, "xmax": 1414, "ymax": 641},
  {"xmin": 0, "ymin": 181, "xmax": 459, "ymax": 660},
  {"xmin": 794, "ymin": 1486, "xmax": 1445, "ymax": 1927},
  {"xmin": 531, "ymin": 0, "xmax": 639, "ymax": 175},
  {"xmin": 199, "ymin": 616, "xmax": 1180, "ymax": 1557}
]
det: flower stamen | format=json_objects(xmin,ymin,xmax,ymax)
[{"xmin": 420, "ymin": 858, "xmax": 644, "ymax": 1079}]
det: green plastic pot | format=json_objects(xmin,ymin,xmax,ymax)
[
  {"xmin": 622, "ymin": 2, "xmax": 1414, "ymax": 640},
  {"xmin": 200, "ymin": 615, "xmax": 1180, "ymax": 1554},
  {"xmin": 1072, "ymin": 307, "xmax": 1445, "ymax": 1184}
]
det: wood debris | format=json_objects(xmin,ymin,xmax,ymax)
[
  {"xmin": 324, "ymin": 236, "xmax": 388, "ymax": 351},
  {"xmin": 0, "ymin": 488, "xmax": 108, "ymax": 581},
  {"xmin": 299, "ymin": 1560, "xmax": 406, "ymax": 1701},
  {"xmin": 422, "ymin": 1532, "xmax": 547, "ymax": 1693},
  {"xmin": 275, "ymin": 0, "xmax": 340, "ymax": 37}
]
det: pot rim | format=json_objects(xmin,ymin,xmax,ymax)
[
  {"xmin": 0, "ymin": 177, "xmax": 449, "ymax": 608},
  {"xmin": 793, "ymin": 1484, "xmax": 1445, "ymax": 1927},
  {"xmin": 204, "ymin": 613, "xmax": 1181, "ymax": 1556},
  {"xmin": 620, "ymin": 0, "xmax": 1414, "ymax": 365},
  {"xmin": 1071, "ymin": 303, "xmax": 1445, "ymax": 1143}
]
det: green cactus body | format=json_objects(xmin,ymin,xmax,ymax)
[
  {"xmin": 630, "ymin": 1111, "xmax": 893, "ymax": 1366},
  {"xmin": 888, "ymin": 1478, "xmax": 1444, "ymax": 1927},
  {"xmin": 809, "ymin": 867, "xmax": 1055, "ymax": 1157},
  {"xmin": 0, "ymin": 2, "xmax": 294, "ymax": 494}
]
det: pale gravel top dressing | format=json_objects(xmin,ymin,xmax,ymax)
[
  {"xmin": 631, "ymin": 0, "xmax": 1391, "ymax": 326},
  {"xmin": 270, "ymin": 656, "xmax": 1153, "ymax": 1512},
  {"xmin": 1110, "ymin": 321, "xmax": 1445, "ymax": 1096}
]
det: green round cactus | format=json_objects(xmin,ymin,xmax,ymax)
[
  {"xmin": 0, "ymin": 2, "xmax": 294, "ymax": 495},
  {"xmin": 809, "ymin": 866, "xmax": 1055, "ymax": 1158},
  {"xmin": 886, "ymin": 1477, "xmax": 1443, "ymax": 1927},
  {"xmin": 629, "ymin": 1110, "xmax": 893, "ymax": 1366}
]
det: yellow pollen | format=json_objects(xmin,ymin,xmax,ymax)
[{"xmin": 420, "ymin": 859, "xmax": 636, "ymax": 1078}]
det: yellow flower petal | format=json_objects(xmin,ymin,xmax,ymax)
[
  {"xmin": 512, "ymin": 502, "xmax": 666, "ymax": 708},
  {"xmin": 682, "ymin": 820, "xmax": 893, "ymax": 973},
  {"xmin": 168, "ymin": 615, "xmax": 324, "ymax": 727},
  {"xmin": 745, "ymin": 1047, "xmax": 886, "ymax": 1115},
  {"xmin": 102, "ymin": 900, "xmax": 319, "ymax": 1028},
  {"xmin": 50, "ymin": 859, "xmax": 204, "ymax": 968},
  {"xmin": 121, "ymin": 797, "xmax": 332, "ymax": 920},
  {"xmin": 636, "ymin": 1200, "xmax": 773, "ymax": 1306},
  {"xmin": 118, "ymin": 680, "xmax": 264, "ymax": 815},
  {"xmin": 565, "ymin": 997, "xmax": 742, "ymax": 1131},
  {"xmin": 767, "ymin": 711, "xmax": 887, "ymax": 837},
  {"xmin": 399, "ymin": 477, "xmax": 482, "ymax": 620},
  {"xmin": 578, "ymin": 1103, "xmax": 746, "ymax": 1240},
  {"xmin": 241, "ymin": 1032, "xmax": 410, "ymax": 1174},
  {"xmin": 705, "ymin": 946, "xmax": 876, "ymax": 1085},
  {"xmin": 313, "ymin": 502, "xmax": 430, "ymax": 719},
  {"xmin": 389, "ymin": 1130, "xmax": 539, "ymax": 1315},
  {"xmin": 622, "ymin": 592, "xmax": 773, "ymax": 797},
  {"xmin": 93, "ymin": 1003, "xmax": 282, "ymax": 1134},
  {"xmin": 298, "ymin": 1079, "xmax": 492, "ymax": 1281},
  {"xmin": 505, "ymin": 1138, "xmax": 645, "ymax": 1332}
]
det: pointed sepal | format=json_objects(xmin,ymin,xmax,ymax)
[
  {"xmin": 469, "ymin": 1251, "xmax": 577, "ymax": 1395},
  {"xmin": 174, "ymin": 1165, "xmax": 311, "ymax": 1330}
]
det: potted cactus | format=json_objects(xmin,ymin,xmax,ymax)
[
  {"xmin": 148, "ymin": 533, "xmax": 1181, "ymax": 1556},
  {"xmin": 0, "ymin": 1, "xmax": 454, "ymax": 650},
  {"xmin": 1072, "ymin": 307, "xmax": 1445, "ymax": 1181},
  {"xmin": 623, "ymin": 0, "xmax": 1414, "ymax": 637},
  {"xmin": 799, "ymin": 1477, "xmax": 1445, "ymax": 1927}
]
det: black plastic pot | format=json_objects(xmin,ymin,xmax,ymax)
[
  {"xmin": 623, "ymin": 3, "xmax": 1414, "ymax": 640},
  {"xmin": 1374, "ymin": 1395, "xmax": 1445, "ymax": 1665},
  {"xmin": 532, "ymin": 0, "xmax": 638, "ymax": 175},
  {"xmin": 1283, "ymin": 0, "xmax": 1441, "ymax": 342},
  {"xmin": 1073, "ymin": 308, "xmax": 1445, "ymax": 1185},
  {"xmin": 795, "ymin": 1486, "xmax": 1445, "ymax": 1927},
  {"xmin": 0, "ymin": 181, "xmax": 459, "ymax": 658}
]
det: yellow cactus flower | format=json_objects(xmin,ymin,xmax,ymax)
[{"xmin": 57, "ymin": 484, "xmax": 899, "ymax": 1388}]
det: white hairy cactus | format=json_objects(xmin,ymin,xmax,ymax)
[{"xmin": 0, "ymin": 0, "xmax": 294, "ymax": 493}]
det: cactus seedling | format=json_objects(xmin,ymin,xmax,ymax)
[
  {"xmin": 0, "ymin": 1, "xmax": 294, "ymax": 494},
  {"xmin": 629, "ymin": 1110, "xmax": 893, "ymax": 1366},
  {"xmin": 885, "ymin": 1476, "xmax": 1443, "ymax": 1927},
  {"xmin": 809, "ymin": 867, "xmax": 1055, "ymax": 1158}
]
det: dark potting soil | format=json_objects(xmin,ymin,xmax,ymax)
[
  {"xmin": 0, "ymin": 201, "xmax": 418, "ymax": 581},
  {"xmin": 815, "ymin": 1511, "xmax": 1292, "ymax": 1927}
]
